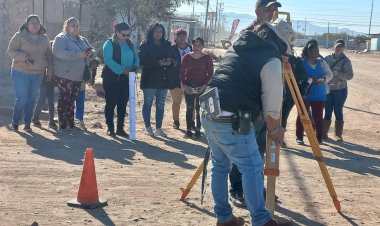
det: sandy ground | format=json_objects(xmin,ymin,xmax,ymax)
[{"xmin": 0, "ymin": 47, "xmax": 379, "ymax": 226}]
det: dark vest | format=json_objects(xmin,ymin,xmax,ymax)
[
  {"xmin": 209, "ymin": 43, "xmax": 281, "ymax": 119},
  {"xmin": 101, "ymin": 39, "xmax": 133, "ymax": 79}
]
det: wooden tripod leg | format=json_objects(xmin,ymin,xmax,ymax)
[
  {"xmin": 180, "ymin": 160, "xmax": 205, "ymax": 200},
  {"xmin": 265, "ymin": 133, "xmax": 280, "ymax": 216},
  {"xmin": 284, "ymin": 63, "xmax": 341, "ymax": 212}
]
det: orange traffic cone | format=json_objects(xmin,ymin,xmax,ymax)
[{"xmin": 67, "ymin": 148, "xmax": 107, "ymax": 209}]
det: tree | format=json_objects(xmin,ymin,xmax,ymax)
[{"xmin": 109, "ymin": 0, "xmax": 192, "ymax": 30}]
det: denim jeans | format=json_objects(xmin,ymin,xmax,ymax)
[
  {"xmin": 142, "ymin": 89, "xmax": 168, "ymax": 129},
  {"xmin": 201, "ymin": 114, "xmax": 272, "ymax": 225},
  {"xmin": 325, "ymin": 87, "xmax": 348, "ymax": 122},
  {"xmin": 34, "ymin": 80, "xmax": 55, "ymax": 122},
  {"xmin": 11, "ymin": 70, "xmax": 43, "ymax": 125},
  {"xmin": 75, "ymin": 90, "xmax": 85, "ymax": 121},
  {"xmin": 185, "ymin": 93, "xmax": 201, "ymax": 130},
  {"xmin": 229, "ymin": 118, "xmax": 266, "ymax": 196}
]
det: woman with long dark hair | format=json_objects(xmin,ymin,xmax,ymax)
[
  {"xmin": 296, "ymin": 40, "xmax": 333, "ymax": 144},
  {"xmin": 101, "ymin": 22, "xmax": 139, "ymax": 137},
  {"xmin": 138, "ymin": 23, "xmax": 179, "ymax": 137},
  {"xmin": 7, "ymin": 15, "xmax": 52, "ymax": 132}
]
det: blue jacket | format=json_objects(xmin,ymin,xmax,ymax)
[
  {"xmin": 102, "ymin": 39, "xmax": 139, "ymax": 75},
  {"xmin": 302, "ymin": 58, "xmax": 327, "ymax": 101}
]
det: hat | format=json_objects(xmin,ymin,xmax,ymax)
[
  {"xmin": 271, "ymin": 19, "xmax": 295, "ymax": 55},
  {"xmin": 256, "ymin": 0, "xmax": 282, "ymax": 8},
  {"xmin": 334, "ymin": 39, "xmax": 345, "ymax": 48}
]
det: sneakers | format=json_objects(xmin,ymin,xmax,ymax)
[
  {"xmin": 194, "ymin": 130, "xmax": 201, "ymax": 139},
  {"xmin": 145, "ymin": 127, "xmax": 155, "ymax": 136},
  {"xmin": 23, "ymin": 125, "xmax": 33, "ymax": 132},
  {"xmin": 154, "ymin": 128, "xmax": 167, "ymax": 137},
  {"xmin": 32, "ymin": 118, "xmax": 41, "ymax": 127},
  {"xmin": 78, "ymin": 121, "xmax": 87, "ymax": 130},
  {"xmin": 296, "ymin": 138, "xmax": 304, "ymax": 145},
  {"xmin": 116, "ymin": 129, "xmax": 129, "ymax": 138},
  {"xmin": 107, "ymin": 129, "xmax": 116, "ymax": 137},
  {"xmin": 216, "ymin": 216, "xmax": 245, "ymax": 226},
  {"xmin": 173, "ymin": 120, "xmax": 180, "ymax": 129},
  {"xmin": 230, "ymin": 193, "xmax": 246, "ymax": 208},
  {"xmin": 49, "ymin": 122, "xmax": 58, "ymax": 130},
  {"xmin": 185, "ymin": 130, "xmax": 193, "ymax": 138},
  {"xmin": 11, "ymin": 124, "xmax": 19, "ymax": 131}
]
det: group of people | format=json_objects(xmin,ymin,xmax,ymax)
[
  {"xmin": 7, "ymin": 15, "xmax": 214, "ymax": 139},
  {"xmin": 7, "ymin": 1, "xmax": 354, "ymax": 225},
  {"xmin": 8, "ymin": 15, "xmax": 98, "ymax": 133}
]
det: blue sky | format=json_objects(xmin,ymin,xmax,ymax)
[{"xmin": 176, "ymin": 0, "xmax": 380, "ymax": 34}]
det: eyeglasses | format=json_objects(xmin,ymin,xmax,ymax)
[{"xmin": 119, "ymin": 33, "xmax": 131, "ymax": 38}]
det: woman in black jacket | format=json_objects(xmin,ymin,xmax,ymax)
[{"xmin": 139, "ymin": 23, "xmax": 179, "ymax": 137}]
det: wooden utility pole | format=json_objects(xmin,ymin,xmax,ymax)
[
  {"xmin": 369, "ymin": 0, "xmax": 374, "ymax": 35},
  {"xmin": 326, "ymin": 22, "xmax": 330, "ymax": 48},
  {"xmin": 204, "ymin": 0, "xmax": 210, "ymax": 43},
  {"xmin": 214, "ymin": 0, "xmax": 218, "ymax": 43}
]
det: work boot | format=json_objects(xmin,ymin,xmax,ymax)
[
  {"xmin": 322, "ymin": 119, "xmax": 332, "ymax": 139},
  {"xmin": 216, "ymin": 216, "xmax": 245, "ymax": 226},
  {"xmin": 335, "ymin": 121, "xmax": 344, "ymax": 142}
]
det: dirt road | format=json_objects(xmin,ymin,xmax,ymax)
[{"xmin": 0, "ymin": 48, "xmax": 379, "ymax": 226}]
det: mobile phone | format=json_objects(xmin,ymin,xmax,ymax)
[
  {"xmin": 26, "ymin": 58, "xmax": 34, "ymax": 64},
  {"xmin": 86, "ymin": 47, "xmax": 93, "ymax": 52}
]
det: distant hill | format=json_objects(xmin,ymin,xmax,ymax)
[{"xmin": 223, "ymin": 12, "xmax": 365, "ymax": 36}]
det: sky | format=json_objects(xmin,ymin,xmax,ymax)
[{"xmin": 175, "ymin": 0, "xmax": 380, "ymax": 34}]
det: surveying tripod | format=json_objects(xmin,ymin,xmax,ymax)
[{"xmin": 179, "ymin": 62, "xmax": 341, "ymax": 215}]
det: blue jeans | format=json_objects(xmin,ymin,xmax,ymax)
[
  {"xmin": 201, "ymin": 114, "xmax": 272, "ymax": 225},
  {"xmin": 325, "ymin": 87, "xmax": 348, "ymax": 122},
  {"xmin": 75, "ymin": 90, "xmax": 85, "ymax": 121},
  {"xmin": 142, "ymin": 89, "xmax": 168, "ymax": 129},
  {"xmin": 11, "ymin": 70, "xmax": 43, "ymax": 125}
]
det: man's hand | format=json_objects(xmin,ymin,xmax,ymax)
[
  {"xmin": 265, "ymin": 115, "xmax": 285, "ymax": 145},
  {"xmin": 268, "ymin": 126, "xmax": 286, "ymax": 145}
]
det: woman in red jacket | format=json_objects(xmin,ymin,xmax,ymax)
[{"xmin": 180, "ymin": 37, "xmax": 213, "ymax": 138}]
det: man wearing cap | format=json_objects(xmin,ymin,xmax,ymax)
[
  {"xmin": 323, "ymin": 39, "xmax": 354, "ymax": 142},
  {"xmin": 229, "ymin": 0, "xmax": 284, "ymax": 209},
  {"xmin": 201, "ymin": 3, "xmax": 292, "ymax": 225}
]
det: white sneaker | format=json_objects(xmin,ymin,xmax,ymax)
[
  {"xmin": 78, "ymin": 121, "xmax": 87, "ymax": 130},
  {"xmin": 154, "ymin": 128, "xmax": 167, "ymax": 137},
  {"xmin": 145, "ymin": 127, "xmax": 155, "ymax": 136}
]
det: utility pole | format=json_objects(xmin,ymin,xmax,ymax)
[
  {"xmin": 192, "ymin": 0, "xmax": 195, "ymax": 17},
  {"xmin": 326, "ymin": 22, "xmax": 329, "ymax": 48},
  {"xmin": 369, "ymin": 0, "xmax": 374, "ymax": 35},
  {"xmin": 217, "ymin": 2, "xmax": 223, "ymax": 42},
  {"xmin": 204, "ymin": 0, "xmax": 210, "ymax": 43},
  {"xmin": 296, "ymin": 20, "xmax": 299, "ymax": 40},
  {"xmin": 304, "ymin": 18, "xmax": 307, "ymax": 37},
  {"xmin": 214, "ymin": 0, "xmax": 218, "ymax": 43}
]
